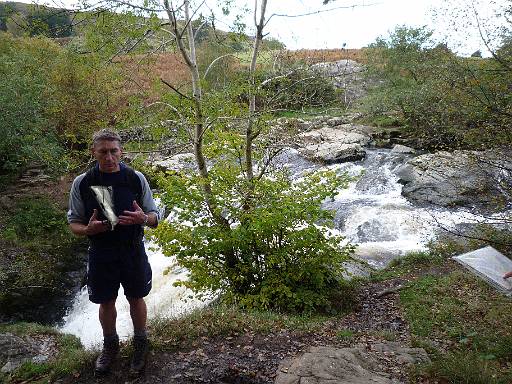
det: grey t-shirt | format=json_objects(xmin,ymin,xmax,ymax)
[{"xmin": 67, "ymin": 169, "xmax": 160, "ymax": 224}]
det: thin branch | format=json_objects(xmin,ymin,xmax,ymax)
[
  {"xmin": 160, "ymin": 78, "xmax": 193, "ymax": 100},
  {"xmin": 265, "ymin": 2, "xmax": 380, "ymax": 26},
  {"xmin": 203, "ymin": 53, "xmax": 237, "ymax": 79}
]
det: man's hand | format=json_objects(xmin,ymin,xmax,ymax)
[
  {"xmin": 118, "ymin": 201, "xmax": 147, "ymax": 226},
  {"xmin": 85, "ymin": 209, "xmax": 109, "ymax": 235},
  {"xmin": 503, "ymin": 271, "xmax": 512, "ymax": 279}
]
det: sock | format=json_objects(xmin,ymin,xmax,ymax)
[
  {"xmin": 133, "ymin": 329, "xmax": 147, "ymax": 339},
  {"xmin": 103, "ymin": 333, "xmax": 119, "ymax": 344}
]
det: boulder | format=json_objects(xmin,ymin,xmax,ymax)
[
  {"xmin": 396, "ymin": 149, "xmax": 512, "ymax": 210},
  {"xmin": 0, "ymin": 333, "xmax": 58, "ymax": 373},
  {"xmin": 297, "ymin": 125, "xmax": 371, "ymax": 164},
  {"xmin": 275, "ymin": 343, "xmax": 429, "ymax": 384},
  {"xmin": 302, "ymin": 143, "xmax": 366, "ymax": 164},
  {"xmin": 150, "ymin": 153, "xmax": 196, "ymax": 172},
  {"xmin": 300, "ymin": 129, "xmax": 369, "ymax": 147},
  {"xmin": 391, "ymin": 144, "xmax": 416, "ymax": 155},
  {"xmin": 311, "ymin": 59, "xmax": 372, "ymax": 105}
]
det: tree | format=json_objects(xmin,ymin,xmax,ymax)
[{"xmin": 74, "ymin": 0, "xmax": 354, "ymax": 311}]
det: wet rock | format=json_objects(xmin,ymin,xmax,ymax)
[
  {"xmin": 390, "ymin": 144, "xmax": 415, "ymax": 155},
  {"xmin": 297, "ymin": 125, "xmax": 372, "ymax": 164},
  {"xmin": 302, "ymin": 143, "xmax": 366, "ymax": 164},
  {"xmin": 396, "ymin": 149, "xmax": 512, "ymax": 211},
  {"xmin": 0, "ymin": 333, "xmax": 57, "ymax": 373}
]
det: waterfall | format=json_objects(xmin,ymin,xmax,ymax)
[{"xmin": 59, "ymin": 242, "xmax": 207, "ymax": 349}]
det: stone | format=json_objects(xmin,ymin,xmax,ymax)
[
  {"xmin": 302, "ymin": 143, "xmax": 366, "ymax": 164},
  {"xmin": 0, "ymin": 195, "xmax": 14, "ymax": 211},
  {"xmin": 390, "ymin": 144, "xmax": 415, "ymax": 154},
  {"xmin": 0, "ymin": 333, "xmax": 57, "ymax": 373},
  {"xmin": 310, "ymin": 60, "xmax": 373, "ymax": 105},
  {"xmin": 150, "ymin": 153, "xmax": 196, "ymax": 172},
  {"xmin": 396, "ymin": 149, "xmax": 512, "ymax": 210},
  {"xmin": 275, "ymin": 346, "xmax": 393, "ymax": 384},
  {"xmin": 275, "ymin": 343, "xmax": 430, "ymax": 384},
  {"xmin": 297, "ymin": 124, "xmax": 372, "ymax": 164}
]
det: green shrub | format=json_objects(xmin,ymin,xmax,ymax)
[
  {"xmin": 363, "ymin": 25, "xmax": 512, "ymax": 150},
  {"xmin": 3, "ymin": 197, "xmax": 71, "ymax": 245},
  {"xmin": 0, "ymin": 33, "xmax": 123, "ymax": 178},
  {"xmin": 153, "ymin": 164, "xmax": 355, "ymax": 313}
]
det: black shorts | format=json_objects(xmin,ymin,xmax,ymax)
[{"xmin": 87, "ymin": 242, "xmax": 152, "ymax": 304}]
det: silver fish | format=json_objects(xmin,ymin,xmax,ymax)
[{"xmin": 90, "ymin": 186, "xmax": 119, "ymax": 230}]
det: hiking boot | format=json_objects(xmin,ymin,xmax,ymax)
[
  {"xmin": 95, "ymin": 337, "xmax": 119, "ymax": 375},
  {"xmin": 130, "ymin": 336, "xmax": 149, "ymax": 374}
]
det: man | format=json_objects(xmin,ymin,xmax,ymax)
[{"xmin": 67, "ymin": 129, "xmax": 159, "ymax": 375}]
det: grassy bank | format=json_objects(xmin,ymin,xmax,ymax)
[{"xmin": 372, "ymin": 250, "xmax": 512, "ymax": 383}]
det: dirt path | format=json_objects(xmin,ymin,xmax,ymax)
[{"xmin": 62, "ymin": 277, "xmax": 419, "ymax": 384}]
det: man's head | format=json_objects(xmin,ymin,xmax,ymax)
[{"xmin": 91, "ymin": 129, "xmax": 122, "ymax": 173}]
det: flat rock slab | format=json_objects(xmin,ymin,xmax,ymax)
[
  {"xmin": 0, "ymin": 333, "xmax": 58, "ymax": 373},
  {"xmin": 275, "ymin": 344, "xmax": 429, "ymax": 384}
]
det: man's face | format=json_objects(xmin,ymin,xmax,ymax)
[{"xmin": 92, "ymin": 140, "xmax": 122, "ymax": 173}]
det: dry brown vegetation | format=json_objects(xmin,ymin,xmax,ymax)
[
  {"xmin": 111, "ymin": 48, "xmax": 365, "ymax": 105},
  {"xmin": 114, "ymin": 52, "xmax": 192, "ymax": 103}
]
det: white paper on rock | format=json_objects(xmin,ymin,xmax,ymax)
[{"xmin": 453, "ymin": 246, "xmax": 512, "ymax": 295}]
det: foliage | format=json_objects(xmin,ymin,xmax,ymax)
[
  {"xmin": 2, "ymin": 197, "xmax": 71, "ymax": 245},
  {"xmin": 153, "ymin": 164, "xmax": 355, "ymax": 313},
  {"xmin": 259, "ymin": 67, "xmax": 342, "ymax": 111},
  {"xmin": 149, "ymin": 304, "xmax": 330, "ymax": 351},
  {"xmin": 363, "ymin": 25, "xmax": 512, "ymax": 150},
  {"xmin": 0, "ymin": 33, "xmax": 122, "ymax": 178}
]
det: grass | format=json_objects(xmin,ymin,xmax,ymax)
[
  {"xmin": 335, "ymin": 328, "xmax": 355, "ymax": 341},
  {"xmin": 399, "ymin": 269, "xmax": 512, "ymax": 382},
  {"xmin": 149, "ymin": 304, "xmax": 332, "ymax": 350},
  {"xmin": 370, "ymin": 250, "xmax": 445, "ymax": 282},
  {"xmin": 368, "ymin": 247, "xmax": 512, "ymax": 382}
]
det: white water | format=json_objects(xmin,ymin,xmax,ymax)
[
  {"xmin": 60, "ymin": 147, "xmax": 500, "ymax": 347},
  {"xmin": 59, "ymin": 242, "xmax": 208, "ymax": 349}
]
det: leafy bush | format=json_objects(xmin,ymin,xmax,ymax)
[
  {"xmin": 0, "ymin": 33, "xmax": 123, "ymax": 178},
  {"xmin": 3, "ymin": 197, "xmax": 70, "ymax": 244},
  {"xmin": 153, "ymin": 162, "xmax": 355, "ymax": 313},
  {"xmin": 363, "ymin": 25, "xmax": 512, "ymax": 150},
  {"xmin": 259, "ymin": 67, "xmax": 342, "ymax": 111}
]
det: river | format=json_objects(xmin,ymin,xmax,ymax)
[{"xmin": 59, "ymin": 147, "xmax": 492, "ymax": 348}]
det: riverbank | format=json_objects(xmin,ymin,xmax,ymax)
[
  {"xmin": 0, "ymin": 171, "xmax": 88, "ymax": 324},
  {"xmin": 2, "ymin": 249, "xmax": 511, "ymax": 383}
]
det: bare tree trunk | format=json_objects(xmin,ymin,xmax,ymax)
[
  {"xmin": 245, "ymin": 0, "xmax": 268, "ymax": 182},
  {"xmin": 163, "ymin": 0, "xmax": 228, "ymax": 227}
]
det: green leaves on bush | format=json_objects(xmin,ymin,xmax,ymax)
[
  {"xmin": 363, "ymin": 25, "xmax": 512, "ymax": 150},
  {"xmin": 0, "ymin": 33, "xmax": 123, "ymax": 179},
  {"xmin": 3, "ymin": 197, "xmax": 71, "ymax": 245},
  {"xmin": 153, "ymin": 166, "xmax": 355, "ymax": 313}
]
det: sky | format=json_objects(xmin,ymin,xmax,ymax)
[{"xmin": 7, "ymin": 0, "xmax": 510, "ymax": 55}]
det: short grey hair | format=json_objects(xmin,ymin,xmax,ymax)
[{"xmin": 92, "ymin": 129, "xmax": 122, "ymax": 147}]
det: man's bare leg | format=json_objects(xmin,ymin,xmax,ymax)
[
  {"xmin": 99, "ymin": 299, "xmax": 117, "ymax": 336},
  {"xmin": 128, "ymin": 297, "xmax": 147, "ymax": 333}
]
